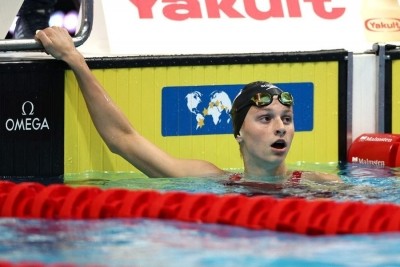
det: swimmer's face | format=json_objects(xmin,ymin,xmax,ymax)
[{"xmin": 236, "ymin": 96, "xmax": 294, "ymax": 166}]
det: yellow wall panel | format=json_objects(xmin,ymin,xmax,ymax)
[
  {"xmin": 65, "ymin": 61, "xmax": 340, "ymax": 175},
  {"xmin": 393, "ymin": 61, "xmax": 400, "ymax": 133}
]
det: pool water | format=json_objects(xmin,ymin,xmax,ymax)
[
  {"xmin": 1, "ymin": 163, "xmax": 400, "ymax": 266},
  {"xmin": 1, "ymin": 218, "xmax": 400, "ymax": 267},
  {"xmin": 67, "ymin": 162, "xmax": 400, "ymax": 203}
]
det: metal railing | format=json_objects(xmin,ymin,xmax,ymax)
[{"xmin": 0, "ymin": 0, "xmax": 93, "ymax": 51}]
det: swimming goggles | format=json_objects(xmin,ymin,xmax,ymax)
[{"xmin": 235, "ymin": 91, "xmax": 294, "ymax": 112}]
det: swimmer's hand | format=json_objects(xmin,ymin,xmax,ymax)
[{"xmin": 35, "ymin": 26, "xmax": 79, "ymax": 63}]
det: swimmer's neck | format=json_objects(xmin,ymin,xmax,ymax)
[{"xmin": 242, "ymin": 164, "xmax": 290, "ymax": 182}]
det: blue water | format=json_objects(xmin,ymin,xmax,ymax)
[
  {"xmin": 1, "ymin": 218, "xmax": 400, "ymax": 267},
  {"xmin": 1, "ymin": 163, "xmax": 400, "ymax": 266}
]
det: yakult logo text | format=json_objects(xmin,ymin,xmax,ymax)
[
  {"xmin": 129, "ymin": 0, "xmax": 346, "ymax": 20},
  {"xmin": 365, "ymin": 18, "xmax": 400, "ymax": 32},
  {"xmin": 5, "ymin": 101, "xmax": 50, "ymax": 131}
]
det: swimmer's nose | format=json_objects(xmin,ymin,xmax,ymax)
[{"xmin": 275, "ymin": 128, "xmax": 286, "ymax": 137}]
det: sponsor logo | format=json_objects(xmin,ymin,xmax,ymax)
[
  {"xmin": 4, "ymin": 101, "xmax": 50, "ymax": 132},
  {"xmin": 351, "ymin": 156, "xmax": 385, "ymax": 167},
  {"xmin": 129, "ymin": 0, "xmax": 346, "ymax": 20},
  {"xmin": 365, "ymin": 18, "xmax": 400, "ymax": 32},
  {"xmin": 359, "ymin": 136, "xmax": 393, "ymax": 143}
]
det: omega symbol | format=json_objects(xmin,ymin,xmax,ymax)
[{"xmin": 21, "ymin": 101, "xmax": 34, "ymax": 116}]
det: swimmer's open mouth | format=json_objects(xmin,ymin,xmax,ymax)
[{"xmin": 271, "ymin": 140, "xmax": 287, "ymax": 149}]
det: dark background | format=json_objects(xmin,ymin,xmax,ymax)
[{"xmin": 5, "ymin": 0, "xmax": 80, "ymax": 39}]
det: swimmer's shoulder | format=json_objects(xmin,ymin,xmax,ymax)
[{"xmin": 295, "ymin": 170, "xmax": 342, "ymax": 183}]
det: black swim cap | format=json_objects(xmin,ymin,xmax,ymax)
[{"xmin": 231, "ymin": 81, "xmax": 285, "ymax": 138}]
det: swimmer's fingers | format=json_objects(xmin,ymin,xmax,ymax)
[
  {"xmin": 34, "ymin": 29, "xmax": 51, "ymax": 55},
  {"xmin": 35, "ymin": 29, "xmax": 51, "ymax": 48},
  {"xmin": 34, "ymin": 27, "xmax": 73, "ymax": 60}
]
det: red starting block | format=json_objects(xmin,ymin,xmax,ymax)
[{"xmin": 348, "ymin": 133, "xmax": 400, "ymax": 167}]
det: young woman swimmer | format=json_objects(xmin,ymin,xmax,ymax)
[{"xmin": 35, "ymin": 26, "xmax": 340, "ymax": 184}]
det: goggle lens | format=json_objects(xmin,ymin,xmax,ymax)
[
  {"xmin": 279, "ymin": 92, "xmax": 293, "ymax": 106},
  {"xmin": 251, "ymin": 93, "xmax": 272, "ymax": 106}
]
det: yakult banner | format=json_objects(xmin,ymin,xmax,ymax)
[{"xmin": 82, "ymin": 0, "xmax": 400, "ymax": 55}]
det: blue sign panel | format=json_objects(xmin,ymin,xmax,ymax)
[{"xmin": 162, "ymin": 83, "xmax": 313, "ymax": 136}]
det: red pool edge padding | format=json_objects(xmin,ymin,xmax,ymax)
[{"xmin": 1, "ymin": 181, "xmax": 400, "ymax": 236}]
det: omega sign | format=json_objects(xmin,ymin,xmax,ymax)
[{"xmin": 5, "ymin": 101, "xmax": 50, "ymax": 131}]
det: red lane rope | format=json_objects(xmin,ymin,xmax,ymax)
[{"xmin": 1, "ymin": 181, "xmax": 400, "ymax": 235}]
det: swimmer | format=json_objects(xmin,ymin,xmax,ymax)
[{"xmin": 35, "ymin": 26, "xmax": 340, "ymax": 183}]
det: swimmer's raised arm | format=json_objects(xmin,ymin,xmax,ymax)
[{"xmin": 35, "ymin": 27, "xmax": 224, "ymax": 178}]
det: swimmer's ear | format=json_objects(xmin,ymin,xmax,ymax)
[{"xmin": 235, "ymin": 133, "xmax": 243, "ymax": 143}]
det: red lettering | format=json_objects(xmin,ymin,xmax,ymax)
[
  {"xmin": 304, "ymin": 0, "xmax": 345, "ymax": 19},
  {"xmin": 286, "ymin": 0, "xmax": 302, "ymax": 17},
  {"xmin": 245, "ymin": 0, "xmax": 284, "ymax": 20},
  {"xmin": 130, "ymin": 0, "xmax": 157, "ymax": 18},
  {"xmin": 205, "ymin": 0, "xmax": 244, "ymax": 18},
  {"xmin": 129, "ymin": 0, "xmax": 346, "ymax": 20},
  {"xmin": 163, "ymin": 0, "xmax": 202, "ymax": 20}
]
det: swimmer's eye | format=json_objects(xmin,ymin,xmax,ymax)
[
  {"xmin": 282, "ymin": 116, "xmax": 293, "ymax": 124},
  {"xmin": 260, "ymin": 115, "xmax": 272, "ymax": 123}
]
